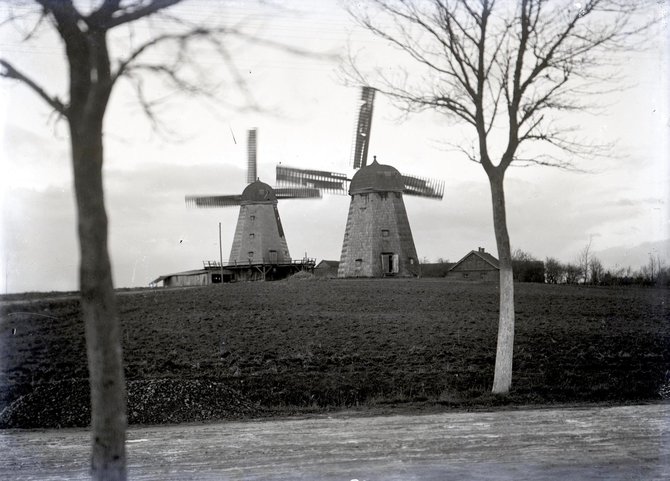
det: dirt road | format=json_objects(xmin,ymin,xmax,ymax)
[{"xmin": 2, "ymin": 403, "xmax": 668, "ymax": 480}]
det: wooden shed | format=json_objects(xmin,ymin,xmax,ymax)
[
  {"xmin": 151, "ymin": 258, "xmax": 315, "ymax": 287},
  {"xmin": 150, "ymin": 264, "xmax": 233, "ymax": 288},
  {"xmin": 447, "ymin": 247, "xmax": 499, "ymax": 281},
  {"xmin": 314, "ymin": 260, "xmax": 340, "ymax": 278}
]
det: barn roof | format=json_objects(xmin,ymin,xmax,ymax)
[
  {"xmin": 349, "ymin": 159, "xmax": 404, "ymax": 194},
  {"xmin": 449, "ymin": 249, "xmax": 500, "ymax": 272},
  {"xmin": 421, "ymin": 262, "xmax": 456, "ymax": 277},
  {"xmin": 316, "ymin": 260, "xmax": 340, "ymax": 269},
  {"xmin": 241, "ymin": 179, "xmax": 277, "ymax": 203},
  {"xmin": 150, "ymin": 269, "xmax": 207, "ymax": 285}
]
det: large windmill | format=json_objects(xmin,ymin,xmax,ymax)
[
  {"xmin": 185, "ymin": 129, "xmax": 320, "ymax": 280},
  {"xmin": 276, "ymin": 87, "xmax": 445, "ymax": 278}
]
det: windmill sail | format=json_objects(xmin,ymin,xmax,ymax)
[
  {"xmin": 185, "ymin": 194, "xmax": 242, "ymax": 208},
  {"xmin": 351, "ymin": 86, "xmax": 376, "ymax": 169},
  {"xmin": 247, "ymin": 129, "xmax": 257, "ymax": 183},
  {"xmin": 401, "ymin": 174, "xmax": 445, "ymax": 199},
  {"xmin": 276, "ymin": 165, "xmax": 349, "ymax": 194},
  {"xmin": 274, "ymin": 187, "xmax": 322, "ymax": 199}
]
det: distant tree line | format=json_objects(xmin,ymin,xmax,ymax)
[
  {"xmin": 544, "ymin": 253, "xmax": 669, "ymax": 287},
  {"xmin": 511, "ymin": 250, "xmax": 546, "ymax": 283},
  {"xmin": 426, "ymin": 248, "xmax": 669, "ymax": 287},
  {"xmin": 515, "ymin": 242, "xmax": 669, "ymax": 287}
]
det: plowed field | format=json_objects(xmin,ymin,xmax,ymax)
[{"xmin": 1, "ymin": 279, "xmax": 668, "ymax": 428}]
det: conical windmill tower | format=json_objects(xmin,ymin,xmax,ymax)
[
  {"xmin": 276, "ymin": 87, "xmax": 444, "ymax": 278},
  {"xmin": 185, "ymin": 129, "xmax": 320, "ymax": 281}
]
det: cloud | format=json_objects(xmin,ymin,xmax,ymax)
[{"xmin": 614, "ymin": 197, "xmax": 665, "ymax": 207}]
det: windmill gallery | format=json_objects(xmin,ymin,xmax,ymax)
[{"xmin": 152, "ymin": 87, "xmax": 453, "ymax": 287}]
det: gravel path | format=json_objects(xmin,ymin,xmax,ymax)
[{"xmin": 2, "ymin": 403, "xmax": 669, "ymax": 480}]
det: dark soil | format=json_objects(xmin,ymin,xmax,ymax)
[{"xmin": 1, "ymin": 279, "xmax": 668, "ymax": 428}]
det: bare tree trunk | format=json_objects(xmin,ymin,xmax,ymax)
[
  {"xmin": 71, "ymin": 121, "xmax": 127, "ymax": 481},
  {"xmin": 488, "ymin": 172, "xmax": 515, "ymax": 394}
]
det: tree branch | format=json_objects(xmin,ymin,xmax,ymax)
[
  {"xmin": 0, "ymin": 59, "xmax": 67, "ymax": 115},
  {"xmin": 112, "ymin": 26, "xmax": 212, "ymax": 82},
  {"xmin": 103, "ymin": 0, "xmax": 183, "ymax": 29}
]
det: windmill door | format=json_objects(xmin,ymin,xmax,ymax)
[
  {"xmin": 268, "ymin": 250, "xmax": 278, "ymax": 264},
  {"xmin": 381, "ymin": 253, "xmax": 400, "ymax": 275}
]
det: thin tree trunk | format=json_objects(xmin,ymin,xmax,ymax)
[
  {"xmin": 71, "ymin": 122, "xmax": 127, "ymax": 481},
  {"xmin": 488, "ymin": 171, "xmax": 515, "ymax": 394}
]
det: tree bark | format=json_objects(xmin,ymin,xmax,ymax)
[
  {"xmin": 65, "ymin": 25, "xmax": 127, "ymax": 481},
  {"xmin": 488, "ymin": 171, "xmax": 515, "ymax": 394},
  {"xmin": 70, "ymin": 120, "xmax": 127, "ymax": 481}
]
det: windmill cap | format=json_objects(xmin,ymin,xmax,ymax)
[
  {"xmin": 349, "ymin": 158, "xmax": 404, "ymax": 194},
  {"xmin": 241, "ymin": 180, "xmax": 277, "ymax": 203}
]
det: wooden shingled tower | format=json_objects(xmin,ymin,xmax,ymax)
[
  {"xmin": 226, "ymin": 179, "xmax": 290, "ymax": 265},
  {"xmin": 275, "ymin": 87, "xmax": 444, "ymax": 278},
  {"xmin": 185, "ymin": 129, "xmax": 320, "ymax": 279},
  {"xmin": 338, "ymin": 157, "xmax": 421, "ymax": 277}
]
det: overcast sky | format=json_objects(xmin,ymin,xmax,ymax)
[{"xmin": 1, "ymin": 0, "xmax": 669, "ymax": 293}]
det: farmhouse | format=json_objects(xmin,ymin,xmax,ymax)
[
  {"xmin": 314, "ymin": 260, "xmax": 340, "ymax": 278},
  {"xmin": 447, "ymin": 247, "xmax": 499, "ymax": 281}
]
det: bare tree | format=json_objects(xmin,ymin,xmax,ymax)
[
  {"xmin": 564, "ymin": 263, "xmax": 582, "ymax": 284},
  {"xmin": 347, "ymin": 0, "xmax": 655, "ymax": 393},
  {"xmin": 589, "ymin": 256, "xmax": 604, "ymax": 285},
  {"xmin": 641, "ymin": 253, "xmax": 664, "ymax": 285},
  {"xmin": 578, "ymin": 237, "xmax": 593, "ymax": 284},
  {"xmin": 545, "ymin": 257, "xmax": 564, "ymax": 284},
  {"xmin": 512, "ymin": 248, "xmax": 535, "ymax": 262},
  {"xmin": 1, "ymin": 1, "xmax": 317, "ymax": 479}
]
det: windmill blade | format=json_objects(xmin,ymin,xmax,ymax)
[
  {"xmin": 274, "ymin": 187, "xmax": 322, "ymax": 200},
  {"xmin": 247, "ymin": 129, "xmax": 257, "ymax": 184},
  {"xmin": 351, "ymin": 86, "xmax": 376, "ymax": 169},
  {"xmin": 185, "ymin": 195, "xmax": 242, "ymax": 208},
  {"xmin": 276, "ymin": 165, "xmax": 349, "ymax": 194},
  {"xmin": 401, "ymin": 174, "xmax": 445, "ymax": 200}
]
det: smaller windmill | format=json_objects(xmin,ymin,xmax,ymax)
[
  {"xmin": 276, "ymin": 87, "xmax": 445, "ymax": 278},
  {"xmin": 185, "ymin": 129, "xmax": 320, "ymax": 279}
]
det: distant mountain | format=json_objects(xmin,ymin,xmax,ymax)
[{"xmin": 594, "ymin": 239, "xmax": 670, "ymax": 271}]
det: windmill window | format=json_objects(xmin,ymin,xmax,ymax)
[
  {"xmin": 248, "ymin": 251, "xmax": 254, "ymax": 258},
  {"xmin": 355, "ymin": 259, "xmax": 362, "ymax": 267},
  {"xmin": 381, "ymin": 229, "xmax": 389, "ymax": 237},
  {"xmin": 409, "ymin": 258, "xmax": 415, "ymax": 265},
  {"xmin": 249, "ymin": 233, "xmax": 255, "ymax": 239},
  {"xmin": 250, "ymin": 215, "xmax": 255, "ymax": 222}
]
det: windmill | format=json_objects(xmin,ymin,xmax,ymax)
[
  {"xmin": 185, "ymin": 129, "xmax": 320, "ymax": 280},
  {"xmin": 275, "ymin": 87, "xmax": 445, "ymax": 278}
]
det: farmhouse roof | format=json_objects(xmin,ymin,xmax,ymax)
[
  {"xmin": 241, "ymin": 179, "xmax": 277, "ymax": 203},
  {"xmin": 316, "ymin": 260, "xmax": 340, "ymax": 269},
  {"xmin": 420, "ymin": 262, "xmax": 456, "ymax": 277},
  {"xmin": 349, "ymin": 159, "xmax": 404, "ymax": 195},
  {"xmin": 449, "ymin": 248, "xmax": 500, "ymax": 272}
]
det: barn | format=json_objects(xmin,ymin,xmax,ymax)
[
  {"xmin": 314, "ymin": 260, "xmax": 340, "ymax": 278},
  {"xmin": 447, "ymin": 248, "xmax": 499, "ymax": 281},
  {"xmin": 151, "ymin": 258, "xmax": 316, "ymax": 287},
  {"xmin": 420, "ymin": 262, "xmax": 455, "ymax": 278},
  {"xmin": 150, "ymin": 262, "xmax": 234, "ymax": 287}
]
